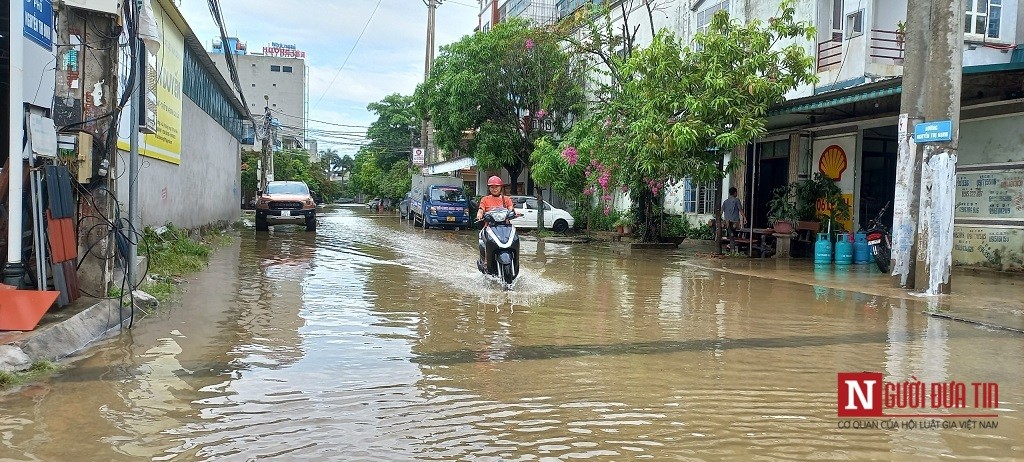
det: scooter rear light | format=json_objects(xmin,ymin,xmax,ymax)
[{"xmin": 867, "ymin": 233, "xmax": 882, "ymax": 241}]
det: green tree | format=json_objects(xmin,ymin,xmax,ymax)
[
  {"xmin": 272, "ymin": 148, "xmax": 340, "ymax": 202},
  {"xmin": 535, "ymin": 1, "xmax": 817, "ymax": 241},
  {"xmin": 348, "ymin": 94, "xmax": 418, "ymax": 200},
  {"xmin": 366, "ymin": 93, "xmax": 419, "ymax": 168},
  {"xmin": 415, "ymin": 18, "xmax": 586, "ymax": 194},
  {"xmin": 241, "ymin": 149, "xmax": 261, "ymax": 205}
]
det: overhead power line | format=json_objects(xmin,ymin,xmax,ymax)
[{"xmin": 313, "ymin": 0, "xmax": 383, "ymax": 110}]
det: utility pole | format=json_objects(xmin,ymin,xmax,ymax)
[
  {"xmin": 890, "ymin": 0, "xmax": 930, "ymax": 289},
  {"xmin": 260, "ymin": 96, "xmax": 272, "ymax": 193},
  {"xmin": 422, "ymin": 0, "xmax": 441, "ymax": 165},
  {"xmin": 892, "ymin": 0, "xmax": 963, "ymax": 294},
  {"xmin": 127, "ymin": 38, "xmax": 143, "ymax": 287},
  {"xmin": 3, "ymin": 0, "xmax": 26, "ymax": 286}
]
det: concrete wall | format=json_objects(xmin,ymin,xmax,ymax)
[
  {"xmin": 960, "ymin": 114, "xmax": 1024, "ymax": 165},
  {"xmin": 953, "ymin": 113, "xmax": 1024, "ymax": 271},
  {"xmin": 116, "ymin": 97, "xmax": 241, "ymax": 229}
]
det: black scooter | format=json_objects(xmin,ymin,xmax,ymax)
[
  {"xmin": 864, "ymin": 201, "xmax": 892, "ymax": 273},
  {"xmin": 476, "ymin": 208, "xmax": 521, "ymax": 286}
]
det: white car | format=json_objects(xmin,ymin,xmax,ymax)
[{"xmin": 509, "ymin": 196, "xmax": 575, "ymax": 233}]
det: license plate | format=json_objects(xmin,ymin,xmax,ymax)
[
  {"xmin": 281, "ymin": 210, "xmax": 291, "ymax": 217},
  {"xmin": 868, "ymin": 239, "xmax": 880, "ymax": 245},
  {"xmin": 447, "ymin": 216, "xmax": 455, "ymax": 222}
]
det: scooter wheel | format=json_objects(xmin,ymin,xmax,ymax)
[{"xmin": 873, "ymin": 245, "xmax": 891, "ymax": 273}]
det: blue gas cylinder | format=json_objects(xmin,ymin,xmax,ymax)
[
  {"xmin": 835, "ymin": 233, "xmax": 853, "ymax": 265},
  {"xmin": 814, "ymin": 233, "xmax": 833, "ymax": 264},
  {"xmin": 854, "ymin": 232, "xmax": 871, "ymax": 264}
]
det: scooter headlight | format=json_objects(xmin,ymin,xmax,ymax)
[{"xmin": 490, "ymin": 210, "xmax": 510, "ymax": 222}]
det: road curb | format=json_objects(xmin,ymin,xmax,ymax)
[{"xmin": 5, "ymin": 299, "xmax": 134, "ymax": 371}]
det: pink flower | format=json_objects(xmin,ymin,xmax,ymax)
[
  {"xmin": 598, "ymin": 171, "xmax": 610, "ymax": 189},
  {"xmin": 536, "ymin": 109, "xmax": 547, "ymax": 119},
  {"xmin": 583, "ymin": 187, "xmax": 593, "ymax": 196},
  {"xmin": 525, "ymin": 38, "xmax": 535, "ymax": 50},
  {"xmin": 602, "ymin": 194, "xmax": 612, "ymax": 202},
  {"xmin": 603, "ymin": 118, "xmax": 611, "ymax": 129},
  {"xmin": 603, "ymin": 205, "xmax": 612, "ymax": 215},
  {"xmin": 621, "ymin": 184, "xmax": 629, "ymax": 193},
  {"xmin": 561, "ymin": 146, "xmax": 578, "ymax": 166}
]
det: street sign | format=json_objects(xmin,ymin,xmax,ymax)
[
  {"xmin": 24, "ymin": 0, "xmax": 54, "ymax": 50},
  {"xmin": 412, "ymin": 148, "xmax": 425, "ymax": 165},
  {"xmin": 913, "ymin": 120, "xmax": 953, "ymax": 143}
]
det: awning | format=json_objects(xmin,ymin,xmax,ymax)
[
  {"xmin": 769, "ymin": 61, "xmax": 1024, "ymax": 117},
  {"xmin": 769, "ymin": 81, "xmax": 902, "ymax": 116}
]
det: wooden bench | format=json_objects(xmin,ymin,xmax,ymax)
[{"xmin": 792, "ymin": 221, "xmax": 820, "ymax": 258}]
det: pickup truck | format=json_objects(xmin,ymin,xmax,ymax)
[{"xmin": 409, "ymin": 174, "xmax": 470, "ymax": 229}]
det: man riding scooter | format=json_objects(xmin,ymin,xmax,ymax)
[{"xmin": 476, "ymin": 176, "xmax": 521, "ymax": 279}]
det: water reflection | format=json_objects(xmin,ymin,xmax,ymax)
[{"xmin": 0, "ymin": 206, "xmax": 1021, "ymax": 460}]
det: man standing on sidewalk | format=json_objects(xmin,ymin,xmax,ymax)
[{"xmin": 723, "ymin": 187, "xmax": 747, "ymax": 251}]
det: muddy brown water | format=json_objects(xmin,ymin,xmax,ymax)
[{"xmin": 1, "ymin": 206, "xmax": 1022, "ymax": 460}]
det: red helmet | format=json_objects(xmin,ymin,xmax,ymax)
[{"xmin": 487, "ymin": 176, "xmax": 503, "ymax": 186}]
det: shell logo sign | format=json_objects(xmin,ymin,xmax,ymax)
[{"xmin": 818, "ymin": 145, "xmax": 848, "ymax": 180}]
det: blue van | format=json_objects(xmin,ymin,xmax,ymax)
[{"xmin": 410, "ymin": 174, "xmax": 470, "ymax": 229}]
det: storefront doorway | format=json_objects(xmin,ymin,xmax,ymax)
[
  {"xmin": 746, "ymin": 140, "xmax": 791, "ymax": 229},
  {"xmin": 859, "ymin": 126, "xmax": 897, "ymax": 230}
]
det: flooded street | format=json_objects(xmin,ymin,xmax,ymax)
[{"xmin": 2, "ymin": 205, "xmax": 1022, "ymax": 460}]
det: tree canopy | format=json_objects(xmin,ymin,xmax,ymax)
[
  {"xmin": 415, "ymin": 18, "xmax": 586, "ymax": 193},
  {"xmin": 349, "ymin": 93, "xmax": 418, "ymax": 200},
  {"xmin": 533, "ymin": 1, "xmax": 817, "ymax": 240}
]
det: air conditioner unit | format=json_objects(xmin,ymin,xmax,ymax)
[{"xmin": 62, "ymin": 0, "xmax": 122, "ymax": 17}]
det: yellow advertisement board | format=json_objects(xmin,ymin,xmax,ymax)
[
  {"xmin": 953, "ymin": 226, "xmax": 1024, "ymax": 271},
  {"xmin": 117, "ymin": 3, "xmax": 184, "ymax": 164}
]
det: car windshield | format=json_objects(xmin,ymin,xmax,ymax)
[
  {"xmin": 431, "ymin": 187, "xmax": 465, "ymax": 202},
  {"xmin": 266, "ymin": 183, "xmax": 308, "ymax": 195}
]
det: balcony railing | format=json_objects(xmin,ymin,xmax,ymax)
[
  {"xmin": 817, "ymin": 39, "xmax": 843, "ymax": 72},
  {"xmin": 869, "ymin": 29, "xmax": 905, "ymax": 63}
]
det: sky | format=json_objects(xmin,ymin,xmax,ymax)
[{"xmin": 178, "ymin": 0, "xmax": 481, "ymax": 157}]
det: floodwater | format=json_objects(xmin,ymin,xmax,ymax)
[{"xmin": 1, "ymin": 206, "xmax": 1022, "ymax": 461}]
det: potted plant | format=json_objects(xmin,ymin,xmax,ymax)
[
  {"xmin": 767, "ymin": 184, "xmax": 799, "ymax": 234},
  {"xmin": 613, "ymin": 215, "xmax": 633, "ymax": 235}
]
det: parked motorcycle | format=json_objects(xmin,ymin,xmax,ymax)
[
  {"xmin": 476, "ymin": 208, "xmax": 521, "ymax": 286},
  {"xmin": 864, "ymin": 201, "xmax": 892, "ymax": 273}
]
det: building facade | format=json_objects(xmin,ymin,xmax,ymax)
[
  {"xmin": 209, "ymin": 40, "xmax": 309, "ymax": 155},
  {"xmin": 725, "ymin": 0, "xmax": 1024, "ymax": 271},
  {"xmin": 114, "ymin": 0, "xmax": 248, "ymax": 229}
]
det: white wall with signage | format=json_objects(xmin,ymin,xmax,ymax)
[
  {"xmin": 953, "ymin": 113, "xmax": 1024, "ymax": 271},
  {"xmin": 953, "ymin": 168, "xmax": 1024, "ymax": 271},
  {"xmin": 812, "ymin": 134, "xmax": 857, "ymax": 231}
]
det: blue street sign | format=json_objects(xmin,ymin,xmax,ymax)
[
  {"xmin": 24, "ymin": 0, "xmax": 53, "ymax": 50},
  {"xmin": 913, "ymin": 120, "xmax": 953, "ymax": 143}
]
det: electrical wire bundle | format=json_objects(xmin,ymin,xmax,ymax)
[{"xmin": 49, "ymin": 0, "xmax": 152, "ymax": 328}]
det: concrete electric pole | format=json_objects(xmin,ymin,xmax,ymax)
[
  {"xmin": 260, "ymin": 96, "xmax": 272, "ymax": 193},
  {"xmin": 421, "ymin": 0, "xmax": 440, "ymax": 165},
  {"xmin": 891, "ymin": 0, "xmax": 964, "ymax": 294}
]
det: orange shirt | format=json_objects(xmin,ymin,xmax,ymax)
[{"xmin": 479, "ymin": 195, "xmax": 514, "ymax": 213}]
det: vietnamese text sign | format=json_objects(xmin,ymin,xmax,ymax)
[
  {"xmin": 412, "ymin": 148, "xmax": 425, "ymax": 166},
  {"xmin": 955, "ymin": 169, "xmax": 1024, "ymax": 220},
  {"xmin": 117, "ymin": 3, "xmax": 184, "ymax": 164},
  {"xmin": 24, "ymin": 0, "xmax": 53, "ymax": 50},
  {"xmin": 953, "ymin": 226, "xmax": 1023, "ymax": 271},
  {"xmin": 913, "ymin": 120, "xmax": 952, "ymax": 143}
]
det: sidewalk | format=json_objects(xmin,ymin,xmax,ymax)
[
  {"xmin": 1, "ymin": 296, "xmax": 126, "ymax": 371},
  {"xmin": 683, "ymin": 251, "xmax": 1024, "ymax": 334}
]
